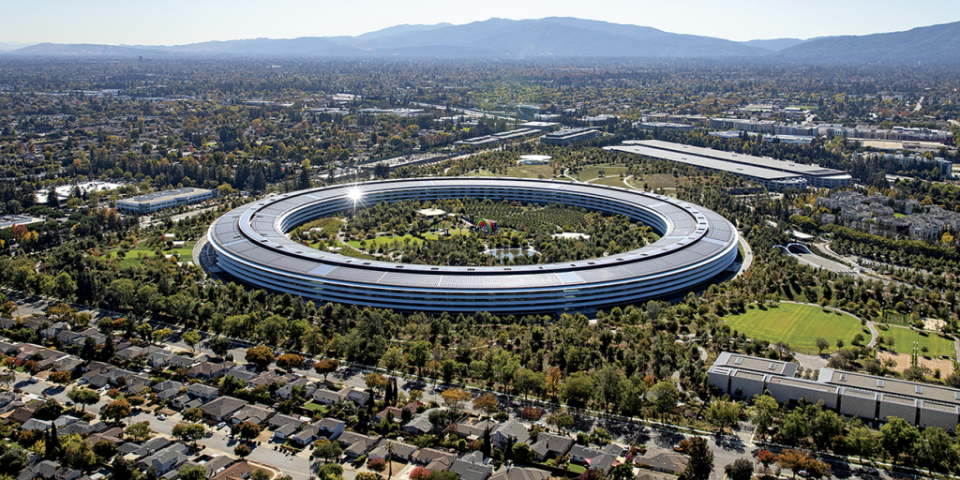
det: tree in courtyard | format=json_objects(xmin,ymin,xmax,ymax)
[
  {"xmin": 67, "ymin": 387, "xmax": 99, "ymax": 412},
  {"xmin": 183, "ymin": 407, "xmax": 204, "ymax": 423},
  {"xmin": 816, "ymin": 337, "xmax": 829, "ymax": 355},
  {"xmin": 172, "ymin": 422, "xmax": 207, "ymax": 446},
  {"xmin": 314, "ymin": 438, "xmax": 343, "ymax": 463},
  {"xmin": 748, "ymin": 394, "xmax": 779, "ymax": 440},
  {"xmin": 472, "ymin": 394, "xmax": 498, "ymax": 416},
  {"xmin": 560, "ymin": 371, "xmax": 594, "ymax": 409},
  {"xmin": 879, "ymin": 416, "xmax": 919, "ymax": 464},
  {"xmin": 682, "ymin": 437, "xmax": 714, "ymax": 480},
  {"xmin": 124, "ymin": 421, "xmax": 154, "ymax": 443},
  {"xmin": 182, "ymin": 329, "xmax": 201, "ymax": 355},
  {"xmin": 546, "ymin": 410, "xmax": 574, "ymax": 433},
  {"xmin": 48, "ymin": 370, "xmax": 72, "ymax": 387},
  {"xmin": 314, "ymin": 358, "xmax": 340, "ymax": 382},
  {"xmin": 238, "ymin": 421, "xmax": 261, "ymax": 441},
  {"xmin": 244, "ymin": 345, "xmax": 274, "ymax": 371},
  {"xmin": 407, "ymin": 341, "xmax": 431, "ymax": 376},
  {"xmin": 705, "ymin": 399, "xmax": 739, "ymax": 436},
  {"xmin": 368, "ymin": 458, "xmax": 387, "ymax": 474},
  {"xmin": 179, "ymin": 465, "xmax": 208, "ymax": 480},
  {"xmin": 275, "ymin": 353, "xmax": 304, "ymax": 372},
  {"xmin": 440, "ymin": 388, "xmax": 472, "ymax": 417},
  {"xmin": 209, "ymin": 336, "xmax": 232, "ymax": 358},
  {"xmin": 724, "ymin": 459, "xmax": 754, "ymax": 480},
  {"xmin": 234, "ymin": 443, "xmax": 251, "ymax": 459}
]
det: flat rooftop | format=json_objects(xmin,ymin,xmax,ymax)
[
  {"xmin": 626, "ymin": 139, "xmax": 850, "ymax": 178},
  {"xmin": 606, "ymin": 145, "xmax": 803, "ymax": 181},
  {"xmin": 712, "ymin": 352, "xmax": 799, "ymax": 377},
  {"xmin": 119, "ymin": 187, "xmax": 212, "ymax": 205},
  {"xmin": 824, "ymin": 369, "xmax": 960, "ymax": 406}
]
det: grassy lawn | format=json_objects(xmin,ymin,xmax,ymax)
[
  {"xmin": 113, "ymin": 241, "xmax": 196, "ymax": 267},
  {"xmin": 470, "ymin": 164, "xmax": 556, "ymax": 179},
  {"xmin": 590, "ymin": 176, "xmax": 631, "ymax": 188},
  {"xmin": 894, "ymin": 213, "xmax": 906, "ymax": 218},
  {"xmin": 880, "ymin": 326, "xmax": 956, "ymax": 358},
  {"xmin": 302, "ymin": 401, "xmax": 330, "ymax": 414},
  {"xmin": 725, "ymin": 303, "xmax": 870, "ymax": 354},
  {"xmin": 574, "ymin": 165, "xmax": 628, "ymax": 181},
  {"xmin": 567, "ymin": 465, "xmax": 587, "ymax": 474},
  {"xmin": 347, "ymin": 234, "xmax": 424, "ymax": 251}
]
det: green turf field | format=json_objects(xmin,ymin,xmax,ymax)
[
  {"xmin": 574, "ymin": 165, "xmax": 628, "ymax": 182},
  {"xmin": 879, "ymin": 326, "xmax": 955, "ymax": 358},
  {"xmin": 113, "ymin": 241, "xmax": 196, "ymax": 267},
  {"xmin": 470, "ymin": 164, "xmax": 556, "ymax": 179},
  {"xmin": 725, "ymin": 303, "xmax": 871, "ymax": 354}
]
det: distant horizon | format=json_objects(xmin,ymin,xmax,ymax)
[{"xmin": 2, "ymin": 0, "xmax": 959, "ymax": 46}]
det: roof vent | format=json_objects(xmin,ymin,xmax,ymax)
[
  {"xmin": 877, "ymin": 380, "xmax": 885, "ymax": 388},
  {"xmin": 768, "ymin": 363, "xmax": 777, "ymax": 370},
  {"xmin": 839, "ymin": 374, "xmax": 847, "ymax": 381},
  {"xmin": 734, "ymin": 357, "xmax": 743, "ymax": 365},
  {"xmin": 916, "ymin": 386, "xmax": 923, "ymax": 394}
]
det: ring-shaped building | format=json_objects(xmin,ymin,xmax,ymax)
[{"xmin": 203, "ymin": 177, "xmax": 739, "ymax": 314}]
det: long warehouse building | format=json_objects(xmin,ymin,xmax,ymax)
[
  {"xmin": 606, "ymin": 139, "xmax": 852, "ymax": 189},
  {"xmin": 203, "ymin": 178, "xmax": 739, "ymax": 314},
  {"xmin": 709, "ymin": 352, "xmax": 960, "ymax": 432}
]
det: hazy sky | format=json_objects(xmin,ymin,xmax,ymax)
[{"xmin": 4, "ymin": 0, "xmax": 958, "ymax": 45}]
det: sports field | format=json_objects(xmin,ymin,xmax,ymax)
[
  {"xmin": 725, "ymin": 303, "xmax": 870, "ymax": 354},
  {"xmin": 879, "ymin": 325, "xmax": 955, "ymax": 358}
]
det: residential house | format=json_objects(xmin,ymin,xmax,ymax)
[
  {"xmin": 568, "ymin": 444, "xmax": 619, "ymax": 475},
  {"xmin": 16, "ymin": 460, "xmax": 83, "ymax": 480},
  {"xmin": 40, "ymin": 322, "xmax": 68, "ymax": 339},
  {"xmin": 138, "ymin": 442, "xmax": 191, "ymax": 474},
  {"xmin": 290, "ymin": 422, "xmax": 322, "ymax": 447},
  {"xmin": 375, "ymin": 407, "xmax": 403, "ymax": 423},
  {"xmin": 180, "ymin": 455, "xmax": 234, "ymax": 479},
  {"xmin": 211, "ymin": 460, "xmax": 254, "ymax": 480},
  {"xmin": 530, "ymin": 433, "xmax": 574, "ymax": 461},
  {"xmin": 56, "ymin": 330, "xmax": 81, "ymax": 345},
  {"xmin": 199, "ymin": 396, "xmax": 248, "ymax": 422},
  {"xmin": 452, "ymin": 451, "xmax": 494, "ymax": 480},
  {"xmin": 343, "ymin": 388, "xmax": 371, "ymax": 407},
  {"xmin": 312, "ymin": 388, "xmax": 346, "ymax": 406},
  {"xmin": 369, "ymin": 441, "xmax": 418, "ymax": 462},
  {"xmin": 412, "ymin": 448, "xmax": 456, "ymax": 466},
  {"xmin": 166, "ymin": 355, "xmax": 195, "ymax": 370},
  {"xmin": 634, "ymin": 472, "xmax": 677, "ymax": 480},
  {"xmin": 116, "ymin": 346, "xmax": 146, "ymax": 361},
  {"xmin": 6, "ymin": 406, "xmax": 34, "ymax": 425},
  {"xmin": 187, "ymin": 361, "xmax": 235, "ymax": 381},
  {"xmin": 21, "ymin": 418, "xmax": 52, "ymax": 431},
  {"xmin": 0, "ymin": 341, "xmax": 18, "ymax": 355},
  {"xmin": 337, "ymin": 432, "xmax": 379, "ymax": 458},
  {"xmin": 247, "ymin": 371, "xmax": 295, "ymax": 388},
  {"xmin": 404, "ymin": 414, "xmax": 434, "ymax": 436},
  {"xmin": 634, "ymin": 453, "xmax": 688, "ymax": 475},
  {"xmin": 316, "ymin": 418, "xmax": 345, "ymax": 439},
  {"xmin": 276, "ymin": 376, "xmax": 315, "ymax": 400},
  {"xmin": 492, "ymin": 420, "xmax": 530, "ymax": 449},
  {"xmin": 488, "ymin": 466, "xmax": 550, "ymax": 480},
  {"xmin": 455, "ymin": 418, "xmax": 497, "ymax": 441},
  {"xmin": 146, "ymin": 350, "xmax": 175, "ymax": 369},
  {"xmin": 230, "ymin": 404, "xmax": 275, "ymax": 426},
  {"xmin": 268, "ymin": 414, "xmax": 305, "ymax": 440},
  {"xmin": 119, "ymin": 437, "xmax": 170, "ymax": 460},
  {"xmin": 153, "ymin": 380, "xmax": 184, "ymax": 394},
  {"xmin": 224, "ymin": 366, "xmax": 262, "ymax": 383}
]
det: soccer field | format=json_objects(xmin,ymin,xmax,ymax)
[
  {"xmin": 880, "ymin": 326, "xmax": 956, "ymax": 358},
  {"xmin": 725, "ymin": 303, "xmax": 871, "ymax": 354}
]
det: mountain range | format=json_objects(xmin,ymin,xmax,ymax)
[{"xmin": 5, "ymin": 17, "xmax": 959, "ymax": 64}]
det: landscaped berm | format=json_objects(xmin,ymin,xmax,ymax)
[{"xmin": 725, "ymin": 303, "xmax": 871, "ymax": 355}]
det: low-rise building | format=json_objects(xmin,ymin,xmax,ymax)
[{"xmin": 117, "ymin": 187, "xmax": 216, "ymax": 215}]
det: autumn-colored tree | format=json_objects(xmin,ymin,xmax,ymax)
[
  {"xmin": 365, "ymin": 372, "xmax": 388, "ymax": 395},
  {"xmin": 756, "ymin": 449, "xmax": 777, "ymax": 474},
  {"xmin": 472, "ymin": 394, "xmax": 498, "ymax": 415},
  {"xmin": 245, "ymin": 345, "xmax": 274, "ymax": 370},
  {"xmin": 368, "ymin": 457, "xmax": 387, "ymax": 473},
  {"xmin": 441, "ymin": 389, "xmax": 472, "ymax": 417},
  {"xmin": 545, "ymin": 366, "xmax": 562, "ymax": 399},
  {"xmin": 48, "ymin": 370, "xmax": 72, "ymax": 386},
  {"xmin": 410, "ymin": 466, "xmax": 430, "ymax": 480},
  {"xmin": 101, "ymin": 399, "xmax": 131, "ymax": 423},
  {"xmin": 314, "ymin": 358, "xmax": 340, "ymax": 382},
  {"xmin": 275, "ymin": 353, "xmax": 304, "ymax": 372}
]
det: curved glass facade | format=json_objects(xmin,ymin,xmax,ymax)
[{"xmin": 204, "ymin": 178, "xmax": 740, "ymax": 314}]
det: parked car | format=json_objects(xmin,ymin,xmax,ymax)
[
  {"xmin": 217, "ymin": 422, "xmax": 227, "ymax": 429},
  {"xmin": 158, "ymin": 414, "xmax": 167, "ymax": 421},
  {"xmin": 28, "ymin": 377, "xmax": 39, "ymax": 384}
]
